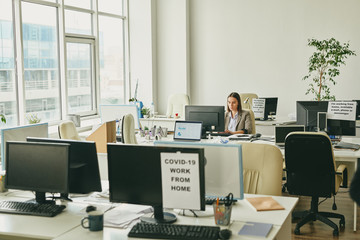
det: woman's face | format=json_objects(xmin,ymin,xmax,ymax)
[{"xmin": 227, "ymin": 97, "xmax": 239, "ymax": 112}]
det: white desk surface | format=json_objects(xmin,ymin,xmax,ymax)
[
  {"xmin": 54, "ymin": 194, "xmax": 298, "ymax": 240},
  {"xmin": 0, "ymin": 188, "xmax": 298, "ymax": 240}
]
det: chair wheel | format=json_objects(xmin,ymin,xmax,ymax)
[
  {"xmin": 282, "ymin": 185, "xmax": 286, "ymax": 192},
  {"xmin": 294, "ymin": 228, "xmax": 300, "ymax": 235},
  {"xmin": 333, "ymin": 229, "xmax": 339, "ymax": 236},
  {"xmin": 339, "ymin": 219, "xmax": 345, "ymax": 228}
]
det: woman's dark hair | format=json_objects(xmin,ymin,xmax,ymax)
[{"xmin": 227, "ymin": 92, "xmax": 242, "ymax": 113}]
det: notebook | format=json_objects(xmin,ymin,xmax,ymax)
[
  {"xmin": 173, "ymin": 121, "xmax": 202, "ymax": 141},
  {"xmin": 238, "ymin": 222, "xmax": 273, "ymax": 238},
  {"xmin": 246, "ymin": 197, "xmax": 285, "ymax": 211}
]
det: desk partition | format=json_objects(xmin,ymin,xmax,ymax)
[
  {"xmin": 154, "ymin": 141, "xmax": 244, "ymax": 199},
  {"xmin": 1, "ymin": 123, "xmax": 48, "ymax": 170}
]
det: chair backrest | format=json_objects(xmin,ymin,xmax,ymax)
[
  {"xmin": 285, "ymin": 132, "xmax": 336, "ymax": 198},
  {"xmin": 121, "ymin": 114, "xmax": 138, "ymax": 144},
  {"xmin": 240, "ymin": 93, "xmax": 258, "ymax": 109},
  {"xmin": 166, "ymin": 93, "xmax": 190, "ymax": 118},
  {"xmin": 58, "ymin": 120, "xmax": 81, "ymax": 140},
  {"xmin": 246, "ymin": 109, "xmax": 256, "ymax": 134},
  {"xmin": 241, "ymin": 142, "xmax": 283, "ymax": 196}
]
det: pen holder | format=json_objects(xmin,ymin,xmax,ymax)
[
  {"xmin": 0, "ymin": 174, "xmax": 7, "ymax": 193},
  {"xmin": 213, "ymin": 203, "xmax": 232, "ymax": 226}
]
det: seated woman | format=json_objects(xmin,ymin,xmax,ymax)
[{"xmin": 224, "ymin": 92, "xmax": 252, "ymax": 134}]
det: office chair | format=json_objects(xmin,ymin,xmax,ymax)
[
  {"xmin": 166, "ymin": 93, "xmax": 190, "ymax": 118},
  {"xmin": 121, "ymin": 114, "xmax": 138, "ymax": 144},
  {"xmin": 58, "ymin": 120, "xmax": 81, "ymax": 140},
  {"xmin": 241, "ymin": 142, "xmax": 283, "ymax": 196},
  {"xmin": 240, "ymin": 93, "xmax": 258, "ymax": 109},
  {"xmin": 284, "ymin": 132, "xmax": 347, "ymax": 236},
  {"xmin": 245, "ymin": 109, "xmax": 256, "ymax": 134}
]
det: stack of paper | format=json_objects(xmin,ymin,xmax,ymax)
[{"xmin": 104, "ymin": 204, "xmax": 153, "ymax": 228}]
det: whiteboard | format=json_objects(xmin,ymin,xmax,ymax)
[
  {"xmin": 154, "ymin": 141, "xmax": 243, "ymax": 199},
  {"xmin": 1, "ymin": 123, "xmax": 48, "ymax": 170},
  {"xmin": 99, "ymin": 104, "xmax": 140, "ymax": 129}
]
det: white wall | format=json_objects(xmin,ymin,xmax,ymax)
[{"xmin": 130, "ymin": 0, "xmax": 360, "ymax": 117}]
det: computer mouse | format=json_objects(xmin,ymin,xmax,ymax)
[
  {"xmin": 86, "ymin": 205, "xmax": 97, "ymax": 213},
  {"xmin": 219, "ymin": 229, "xmax": 232, "ymax": 239}
]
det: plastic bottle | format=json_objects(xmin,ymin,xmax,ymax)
[{"xmin": 150, "ymin": 102, "xmax": 155, "ymax": 118}]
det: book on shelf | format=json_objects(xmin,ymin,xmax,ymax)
[{"xmin": 246, "ymin": 196, "xmax": 285, "ymax": 211}]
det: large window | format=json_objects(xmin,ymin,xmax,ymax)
[
  {"xmin": 66, "ymin": 40, "xmax": 95, "ymax": 114},
  {"xmin": 0, "ymin": 0, "xmax": 126, "ymax": 128},
  {"xmin": 22, "ymin": 2, "xmax": 61, "ymax": 123},
  {"xmin": 99, "ymin": 16, "xmax": 124, "ymax": 105},
  {"xmin": 0, "ymin": 0, "xmax": 17, "ymax": 127}
]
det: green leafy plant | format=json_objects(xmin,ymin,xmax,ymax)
[
  {"xmin": 26, "ymin": 113, "xmax": 41, "ymax": 124},
  {"xmin": 141, "ymin": 107, "xmax": 150, "ymax": 116},
  {"xmin": 303, "ymin": 38, "xmax": 356, "ymax": 101},
  {"xmin": 129, "ymin": 97, "xmax": 138, "ymax": 102},
  {"xmin": 0, "ymin": 114, "xmax": 5, "ymax": 124}
]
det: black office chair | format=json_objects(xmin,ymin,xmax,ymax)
[{"xmin": 284, "ymin": 132, "xmax": 347, "ymax": 236}]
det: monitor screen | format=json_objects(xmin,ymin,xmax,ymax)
[
  {"xmin": 6, "ymin": 141, "xmax": 69, "ymax": 204},
  {"xmin": 275, "ymin": 125, "xmax": 305, "ymax": 146},
  {"xmin": 26, "ymin": 137, "xmax": 102, "ymax": 195},
  {"xmin": 173, "ymin": 121, "xmax": 202, "ymax": 141},
  {"xmin": 259, "ymin": 97, "xmax": 278, "ymax": 120},
  {"xmin": 107, "ymin": 144, "xmax": 205, "ymax": 224},
  {"xmin": 296, "ymin": 101, "xmax": 356, "ymax": 136},
  {"xmin": 354, "ymin": 100, "xmax": 360, "ymax": 120},
  {"xmin": 185, "ymin": 105, "xmax": 225, "ymax": 135}
]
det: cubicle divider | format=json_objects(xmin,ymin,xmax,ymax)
[
  {"xmin": 1, "ymin": 123, "xmax": 48, "ymax": 170},
  {"xmin": 99, "ymin": 104, "xmax": 141, "ymax": 130},
  {"xmin": 154, "ymin": 141, "xmax": 244, "ymax": 199}
]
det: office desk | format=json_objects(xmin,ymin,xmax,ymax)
[
  {"xmin": 0, "ymin": 192, "xmax": 84, "ymax": 240},
  {"xmin": 255, "ymin": 117, "xmax": 296, "ymax": 136},
  {"xmin": 54, "ymin": 194, "xmax": 298, "ymax": 240}
]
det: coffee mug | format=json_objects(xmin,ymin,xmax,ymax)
[{"xmin": 81, "ymin": 210, "xmax": 104, "ymax": 231}]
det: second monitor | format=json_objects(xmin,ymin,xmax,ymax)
[{"xmin": 185, "ymin": 105, "xmax": 225, "ymax": 137}]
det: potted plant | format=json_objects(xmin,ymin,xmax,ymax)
[
  {"xmin": 26, "ymin": 113, "xmax": 41, "ymax": 124},
  {"xmin": 141, "ymin": 107, "xmax": 150, "ymax": 118},
  {"xmin": 303, "ymin": 38, "xmax": 356, "ymax": 101},
  {"xmin": 0, "ymin": 114, "xmax": 5, "ymax": 124}
]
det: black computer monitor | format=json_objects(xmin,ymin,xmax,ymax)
[
  {"xmin": 107, "ymin": 144, "xmax": 205, "ymax": 224},
  {"xmin": 26, "ymin": 137, "xmax": 102, "ymax": 197},
  {"xmin": 354, "ymin": 100, "xmax": 360, "ymax": 120},
  {"xmin": 6, "ymin": 141, "xmax": 69, "ymax": 204},
  {"xmin": 185, "ymin": 105, "xmax": 225, "ymax": 136},
  {"xmin": 296, "ymin": 101, "xmax": 356, "ymax": 136},
  {"xmin": 259, "ymin": 97, "xmax": 278, "ymax": 120}
]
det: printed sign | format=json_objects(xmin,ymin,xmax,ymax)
[
  {"xmin": 327, "ymin": 101, "xmax": 356, "ymax": 121},
  {"xmin": 252, "ymin": 99, "xmax": 265, "ymax": 119},
  {"xmin": 160, "ymin": 152, "xmax": 200, "ymax": 210}
]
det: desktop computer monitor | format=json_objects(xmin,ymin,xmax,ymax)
[
  {"xmin": 107, "ymin": 144, "xmax": 205, "ymax": 224},
  {"xmin": 296, "ymin": 101, "xmax": 356, "ymax": 136},
  {"xmin": 354, "ymin": 100, "xmax": 360, "ymax": 120},
  {"xmin": 26, "ymin": 137, "xmax": 102, "ymax": 196},
  {"xmin": 259, "ymin": 97, "xmax": 278, "ymax": 120},
  {"xmin": 185, "ymin": 105, "xmax": 225, "ymax": 136},
  {"xmin": 154, "ymin": 141, "xmax": 244, "ymax": 199},
  {"xmin": 6, "ymin": 141, "xmax": 69, "ymax": 204}
]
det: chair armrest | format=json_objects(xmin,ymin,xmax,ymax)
[{"xmin": 336, "ymin": 164, "xmax": 348, "ymax": 188}]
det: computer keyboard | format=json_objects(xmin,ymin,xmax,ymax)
[
  {"xmin": 128, "ymin": 222, "xmax": 220, "ymax": 239},
  {"xmin": 0, "ymin": 201, "xmax": 66, "ymax": 217},
  {"xmin": 209, "ymin": 132, "xmax": 231, "ymax": 137},
  {"xmin": 205, "ymin": 196, "xmax": 238, "ymax": 205}
]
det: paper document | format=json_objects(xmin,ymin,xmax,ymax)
[{"xmin": 104, "ymin": 204, "xmax": 153, "ymax": 228}]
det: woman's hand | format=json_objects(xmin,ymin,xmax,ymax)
[{"xmin": 224, "ymin": 129, "xmax": 232, "ymax": 134}]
